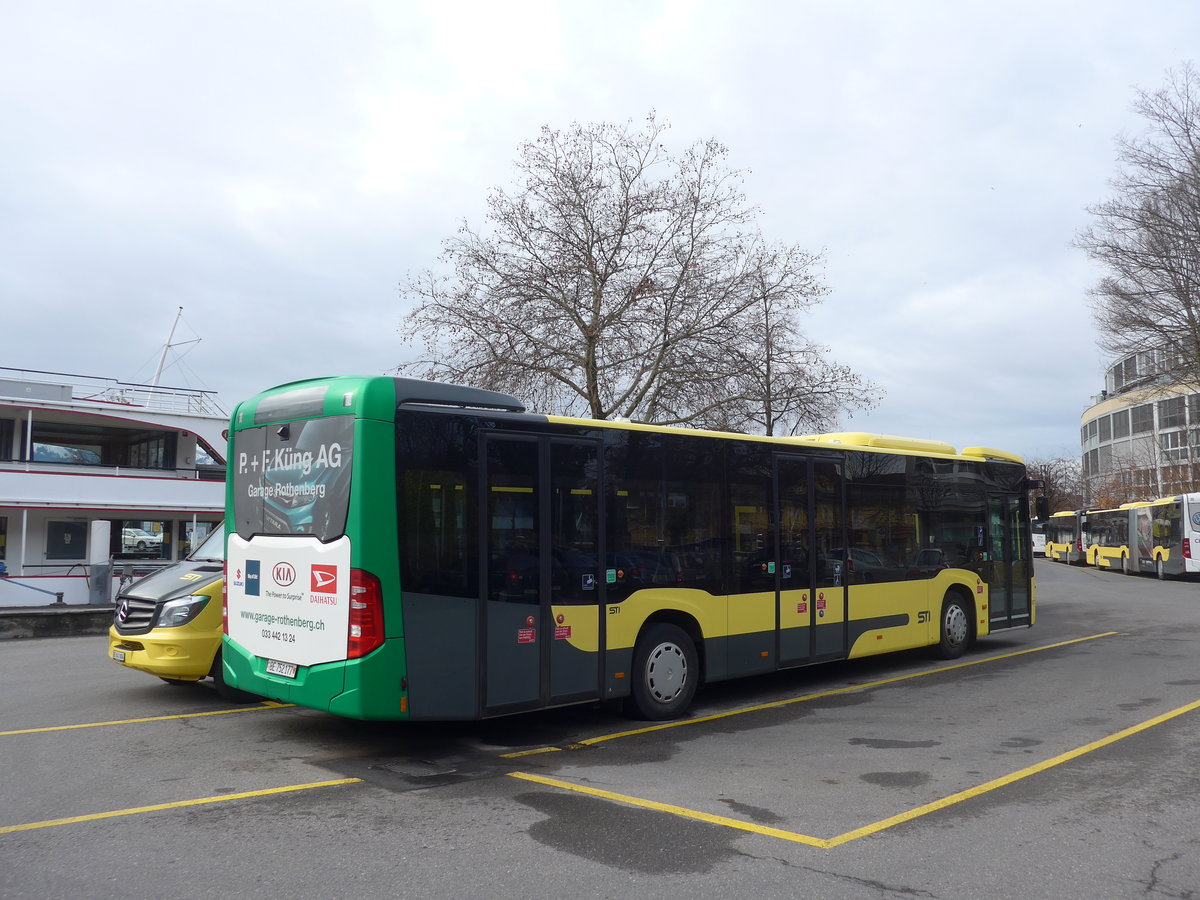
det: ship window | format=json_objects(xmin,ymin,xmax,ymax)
[
  {"xmin": 25, "ymin": 421, "xmax": 177, "ymax": 469},
  {"xmin": 46, "ymin": 521, "xmax": 87, "ymax": 560},
  {"xmin": 111, "ymin": 520, "xmax": 171, "ymax": 560}
]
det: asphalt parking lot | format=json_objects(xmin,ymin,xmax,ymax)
[{"xmin": 4, "ymin": 558, "xmax": 1200, "ymax": 900}]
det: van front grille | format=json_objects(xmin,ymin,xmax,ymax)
[{"xmin": 113, "ymin": 596, "xmax": 158, "ymax": 633}]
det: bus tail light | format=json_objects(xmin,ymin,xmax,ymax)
[
  {"xmin": 348, "ymin": 568, "xmax": 384, "ymax": 659},
  {"xmin": 1186, "ymin": 539, "xmax": 1193, "ymax": 560},
  {"xmin": 222, "ymin": 562, "xmax": 229, "ymax": 634},
  {"xmin": 1075, "ymin": 538, "xmax": 1083, "ymax": 553}
]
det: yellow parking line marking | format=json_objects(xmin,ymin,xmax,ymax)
[
  {"xmin": 577, "ymin": 632, "xmax": 1119, "ymax": 747},
  {"xmin": 0, "ymin": 701, "xmax": 295, "ymax": 737},
  {"xmin": 500, "ymin": 746, "xmax": 563, "ymax": 759},
  {"xmin": 0, "ymin": 778, "xmax": 363, "ymax": 835},
  {"xmin": 510, "ymin": 693, "xmax": 1200, "ymax": 850},
  {"xmin": 507, "ymin": 771, "xmax": 832, "ymax": 848},
  {"xmin": 825, "ymin": 696, "xmax": 1200, "ymax": 846}
]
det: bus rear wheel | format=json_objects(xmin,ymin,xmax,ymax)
[
  {"xmin": 627, "ymin": 623, "xmax": 698, "ymax": 721},
  {"xmin": 936, "ymin": 594, "xmax": 971, "ymax": 660},
  {"xmin": 211, "ymin": 648, "xmax": 262, "ymax": 704},
  {"xmin": 1156, "ymin": 559, "xmax": 1166, "ymax": 581}
]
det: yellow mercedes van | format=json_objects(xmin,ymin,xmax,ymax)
[{"xmin": 108, "ymin": 523, "xmax": 256, "ymax": 701}]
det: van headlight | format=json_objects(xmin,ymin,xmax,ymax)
[{"xmin": 157, "ymin": 595, "xmax": 211, "ymax": 628}]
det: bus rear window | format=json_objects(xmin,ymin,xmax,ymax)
[{"xmin": 232, "ymin": 415, "xmax": 354, "ymax": 542}]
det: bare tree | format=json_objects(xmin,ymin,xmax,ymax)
[
  {"xmin": 1077, "ymin": 63, "xmax": 1200, "ymax": 379},
  {"xmin": 398, "ymin": 113, "xmax": 878, "ymax": 431},
  {"xmin": 1026, "ymin": 456, "xmax": 1085, "ymax": 514}
]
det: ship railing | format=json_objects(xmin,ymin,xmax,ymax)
[{"xmin": 0, "ymin": 366, "xmax": 227, "ymax": 417}]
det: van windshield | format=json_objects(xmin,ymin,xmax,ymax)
[{"xmin": 189, "ymin": 522, "xmax": 225, "ymax": 562}]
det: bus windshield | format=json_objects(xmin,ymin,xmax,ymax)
[{"xmin": 232, "ymin": 415, "xmax": 354, "ymax": 542}]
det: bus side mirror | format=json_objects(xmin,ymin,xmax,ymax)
[{"xmin": 1035, "ymin": 497, "xmax": 1050, "ymax": 521}]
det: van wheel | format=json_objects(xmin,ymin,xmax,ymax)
[
  {"xmin": 936, "ymin": 594, "xmax": 971, "ymax": 659},
  {"xmin": 211, "ymin": 648, "xmax": 262, "ymax": 703},
  {"xmin": 626, "ymin": 623, "xmax": 698, "ymax": 720}
]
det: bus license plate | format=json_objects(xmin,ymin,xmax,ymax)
[
  {"xmin": 266, "ymin": 659, "xmax": 297, "ymax": 679},
  {"xmin": 112, "ymin": 650, "xmax": 126, "ymax": 662}
]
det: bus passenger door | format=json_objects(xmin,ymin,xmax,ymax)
[
  {"xmin": 774, "ymin": 455, "xmax": 847, "ymax": 665},
  {"xmin": 483, "ymin": 436, "xmax": 542, "ymax": 714},
  {"xmin": 546, "ymin": 439, "xmax": 602, "ymax": 705},
  {"xmin": 482, "ymin": 435, "xmax": 602, "ymax": 716},
  {"xmin": 986, "ymin": 495, "xmax": 1031, "ymax": 629}
]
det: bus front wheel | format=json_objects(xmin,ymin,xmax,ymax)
[
  {"xmin": 1156, "ymin": 559, "xmax": 1166, "ymax": 581},
  {"xmin": 936, "ymin": 594, "xmax": 971, "ymax": 660},
  {"xmin": 627, "ymin": 623, "xmax": 698, "ymax": 721}
]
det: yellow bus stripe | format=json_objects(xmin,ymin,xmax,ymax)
[
  {"xmin": 507, "ymin": 771, "xmax": 832, "ymax": 848},
  {"xmin": 576, "ymin": 633, "xmax": 1119, "ymax": 747},
  {"xmin": 0, "ymin": 701, "xmax": 294, "ymax": 737},
  {"xmin": 0, "ymin": 778, "xmax": 362, "ymax": 835}
]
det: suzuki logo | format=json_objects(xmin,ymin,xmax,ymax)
[{"xmin": 272, "ymin": 562, "xmax": 297, "ymax": 586}]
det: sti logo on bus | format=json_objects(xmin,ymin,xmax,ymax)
[
  {"xmin": 245, "ymin": 560, "xmax": 261, "ymax": 596},
  {"xmin": 311, "ymin": 565, "xmax": 338, "ymax": 593}
]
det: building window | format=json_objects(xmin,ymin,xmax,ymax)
[
  {"xmin": 1189, "ymin": 394, "xmax": 1200, "ymax": 424},
  {"xmin": 1112, "ymin": 409, "xmax": 1130, "ymax": 439},
  {"xmin": 1159, "ymin": 397, "xmax": 1186, "ymax": 429},
  {"xmin": 1131, "ymin": 404, "xmax": 1154, "ymax": 434},
  {"xmin": 1161, "ymin": 431, "xmax": 1190, "ymax": 461},
  {"xmin": 1099, "ymin": 415, "xmax": 1112, "ymax": 442}
]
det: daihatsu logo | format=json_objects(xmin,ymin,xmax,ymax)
[{"xmin": 272, "ymin": 562, "xmax": 297, "ymax": 586}]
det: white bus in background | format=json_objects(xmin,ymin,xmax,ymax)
[{"xmin": 1031, "ymin": 520, "xmax": 1046, "ymax": 556}]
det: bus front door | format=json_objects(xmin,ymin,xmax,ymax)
[
  {"xmin": 986, "ymin": 494, "xmax": 1032, "ymax": 630},
  {"xmin": 774, "ymin": 455, "xmax": 847, "ymax": 665},
  {"xmin": 482, "ymin": 435, "xmax": 602, "ymax": 716}
]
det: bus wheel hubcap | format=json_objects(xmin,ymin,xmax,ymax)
[
  {"xmin": 646, "ymin": 642, "xmax": 687, "ymax": 702},
  {"xmin": 945, "ymin": 606, "xmax": 968, "ymax": 644}
]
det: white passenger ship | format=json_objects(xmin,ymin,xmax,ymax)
[{"xmin": 0, "ymin": 367, "xmax": 227, "ymax": 607}]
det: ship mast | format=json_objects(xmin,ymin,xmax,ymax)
[{"xmin": 151, "ymin": 307, "xmax": 185, "ymax": 389}]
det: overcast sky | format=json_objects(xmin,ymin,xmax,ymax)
[{"xmin": 3, "ymin": 1, "xmax": 1195, "ymax": 460}]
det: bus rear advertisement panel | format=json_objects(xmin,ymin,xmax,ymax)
[{"xmin": 222, "ymin": 376, "xmax": 1035, "ymax": 722}]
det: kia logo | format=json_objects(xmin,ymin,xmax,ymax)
[{"xmin": 272, "ymin": 562, "xmax": 297, "ymax": 586}]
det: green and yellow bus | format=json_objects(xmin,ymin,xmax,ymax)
[{"xmin": 222, "ymin": 376, "xmax": 1035, "ymax": 721}]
